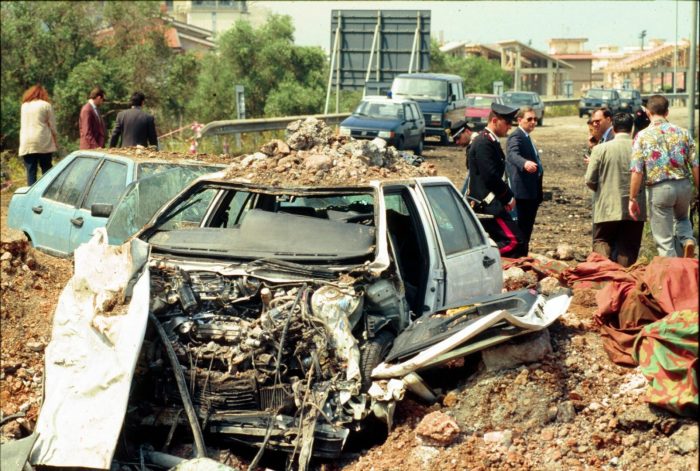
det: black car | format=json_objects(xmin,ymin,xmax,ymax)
[
  {"xmin": 616, "ymin": 89, "xmax": 643, "ymax": 113},
  {"xmin": 578, "ymin": 88, "xmax": 621, "ymax": 117}
]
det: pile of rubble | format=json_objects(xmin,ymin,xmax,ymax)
[
  {"xmin": 222, "ymin": 117, "xmax": 436, "ymax": 186},
  {"xmin": 0, "ymin": 230, "xmax": 72, "ymax": 441}
]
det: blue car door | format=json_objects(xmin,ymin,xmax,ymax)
[
  {"xmin": 68, "ymin": 158, "xmax": 129, "ymax": 252},
  {"xmin": 33, "ymin": 156, "xmax": 101, "ymax": 255}
]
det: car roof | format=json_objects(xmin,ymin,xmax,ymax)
[
  {"xmin": 361, "ymin": 96, "xmax": 418, "ymax": 105},
  {"xmin": 395, "ymin": 73, "xmax": 462, "ymax": 81},
  {"xmin": 503, "ymin": 91, "xmax": 538, "ymax": 96},
  {"xmin": 466, "ymin": 93, "xmax": 499, "ymax": 98},
  {"xmin": 69, "ymin": 148, "xmax": 229, "ymax": 167},
  {"xmin": 190, "ymin": 175, "xmax": 452, "ymax": 190}
]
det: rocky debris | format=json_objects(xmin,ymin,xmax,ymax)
[
  {"xmin": 555, "ymin": 243, "xmax": 576, "ymax": 260},
  {"xmin": 537, "ymin": 276, "xmax": 567, "ymax": 296},
  {"xmin": 670, "ymin": 425, "xmax": 699, "ymax": 455},
  {"xmin": 415, "ymin": 411, "xmax": 460, "ymax": 447},
  {"xmin": 222, "ymin": 118, "xmax": 435, "ymax": 186},
  {"xmin": 483, "ymin": 429, "xmax": 513, "ymax": 447},
  {"xmin": 0, "ymin": 229, "xmax": 36, "ymax": 278},
  {"xmin": 502, "ymin": 266, "xmax": 538, "ymax": 291},
  {"xmin": 481, "ymin": 329, "xmax": 552, "ymax": 371}
]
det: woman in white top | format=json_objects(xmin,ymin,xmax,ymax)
[{"xmin": 19, "ymin": 84, "xmax": 57, "ymax": 185}]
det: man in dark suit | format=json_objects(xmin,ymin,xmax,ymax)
[
  {"xmin": 109, "ymin": 91, "xmax": 158, "ymax": 148},
  {"xmin": 506, "ymin": 106, "xmax": 544, "ymax": 254},
  {"xmin": 79, "ymin": 87, "xmax": 106, "ymax": 149},
  {"xmin": 467, "ymin": 103, "xmax": 526, "ymax": 258}
]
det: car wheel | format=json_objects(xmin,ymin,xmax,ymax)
[
  {"xmin": 360, "ymin": 330, "xmax": 395, "ymax": 392},
  {"xmin": 414, "ymin": 136, "xmax": 424, "ymax": 155},
  {"xmin": 397, "ymin": 136, "xmax": 405, "ymax": 151},
  {"xmin": 537, "ymin": 116, "xmax": 543, "ymax": 126},
  {"xmin": 439, "ymin": 132, "xmax": 449, "ymax": 146}
]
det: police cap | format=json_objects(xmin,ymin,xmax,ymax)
[
  {"xmin": 449, "ymin": 119, "xmax": 472, "ymax": 139},
  {"xmin": 491, "ymin": 102, "xmax": 519, "ymax": 122}
]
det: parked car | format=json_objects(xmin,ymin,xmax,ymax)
[
  {"xmin": 464, "ymin": 94, "xmax": 504, "ymax": 130},
  {"xmin": 616, "ymin": 89, "xmax": 643, "ymax": 112},
  {"xmin": 339, "ymin": 96, "xmax": 426, "ymax": 154},
  {"xmin": 501, "ymin": 91, "xmax": 545, "ymax": 126},
  {"xmin": 7, "ymin": 150, "xmax": 223, "ymax": 257},
  {"xmin": 578, "ymin": 88, "xmax": 621, "ymax": 117},
  {"xmin": 390, "ymin": 73, "xmax": 467, "ymax": 144}
]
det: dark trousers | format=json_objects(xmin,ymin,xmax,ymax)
[
  {"xmin": 22, "ymin": 153, "xmax": 53, "ymax": 186},
  {"xmin": 515, "ymin": 198, "xmax": 540, "ymax": 254},
  {"xmin": 592, "ymin": 220, "xmax": 645, "ymax": 267},
  {"xmin": 480, "ymin": 213, "xmax": 527, "ymax": 259}
]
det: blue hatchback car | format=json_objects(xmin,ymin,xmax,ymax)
[
  {"xmin": 339, "ymin": 97, "xmax": 426, "ymax": 154},
  {"xmin": 7, "ymin": 150, "xmax": 223, "ymax": 257}
]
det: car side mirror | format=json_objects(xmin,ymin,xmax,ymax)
[{"xmin": 91, "ymin": 203, "xmax": 113, "ymax": 218}]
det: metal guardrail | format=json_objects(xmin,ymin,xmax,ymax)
[
  {"xmin": 200, "ymin": 93, "xmax": 696, "ymax": 137},
  {"xmin": 200, "ymin": 113, "xmax": 351, "ymax": 137}
]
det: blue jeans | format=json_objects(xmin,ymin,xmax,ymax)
[
  {"xmin": 22, "ymin": 153, "xmax": 53, "ymax": 186},
  {"xmin": 648, "ymin": 178, "xmax": 694, "ymax": 256}
]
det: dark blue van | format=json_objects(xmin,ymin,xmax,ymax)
[{"xmin": 390, "ymin": 73, "xmax": 467, "ymax": 144}]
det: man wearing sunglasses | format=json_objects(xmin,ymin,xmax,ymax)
[
  {"xmin": 506, "ymin": 107, "xmax": 544, "ymax": 254},
  {"xmin": 467, "ymin": 103, "xmax": 526, "ymax": 258},
  {"xmin": 590, "ymin": 108, "xmax": 614, "ymax": 144}
]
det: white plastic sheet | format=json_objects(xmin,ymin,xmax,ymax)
[{"xmin": 30, "ymin": 231, "xmax": 150, "ymax": 469}]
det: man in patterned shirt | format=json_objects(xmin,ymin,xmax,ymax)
[{"xmin": 628, "ymin": 94, "xmax": 698, "ymax": 257}]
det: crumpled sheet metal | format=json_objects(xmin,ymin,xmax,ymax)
[
  {"xmin": 30, "ymin": 231, "xmax": 150, "ymax": 469},
  {"xmin": 371, "ymin": 294, "xmax": 571, "ymax": 379},
  {"xmin": 311, "ymin": 286, "xmax": 362, "ymax": 383}
]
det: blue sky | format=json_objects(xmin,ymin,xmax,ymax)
[{"xmin": 258, "ymin": 1, "xmax": 696, "ymax": 52}]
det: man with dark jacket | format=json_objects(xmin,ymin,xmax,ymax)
[
  {"xmin": 109, "ymin": 91, "xmax": 158, "ymax": 148},
  {"xmin": 467, "ymin": 103, "xmax": 526, "ymax": 258},
  {"xmin": 448, "ymin": 119, "xmax": 474, "ymax": 196},
  {"xmin": 79, "ymin": 87, "xmax": 106, "ymax": 149},
  {"xmin": 506, "ymin": 106, "xmax": 543, "ymax": 254}
]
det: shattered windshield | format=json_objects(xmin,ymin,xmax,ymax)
[
  {"xmin": 106, "ymin": 165, "xmax": 222, "ymax": 244},
  {"xmin": 145, "ymin": 186, "xmax": 377, "ymax": 262},
  {"xmin": 392, "ymin": 78, "xmax": 447, "ymax": 100},
  {"xmin": 354, "ymin": 101, "xmax": 404, "ymax": 120}
]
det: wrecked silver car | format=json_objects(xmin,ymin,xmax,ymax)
[{"xmin": 29, "ymin": 130, "xmax": 570, "ymax": 469}]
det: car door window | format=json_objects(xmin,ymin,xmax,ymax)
[
  {"xmin": 82, "ymin": 160, "xmax": 128, "ymax": 209},
  {"xmin": 43, "ymin": 156, "xmax": 100, "ymax": 207},
  {"xmin": 423, "ymin": 185, "xmax": 485, "ymax": 255},
  {"xmin": 404, "ymin": 104, "xmax": 414, "ymax": 121}
]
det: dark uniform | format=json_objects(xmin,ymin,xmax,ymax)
[{"xmin": 467, "ymin": 104, "xmax": 526, "ymax": 258}]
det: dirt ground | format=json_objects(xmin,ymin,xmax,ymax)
[{"xmin": 1, "ymin": 108, "xmax": 697, "ymax": 470}]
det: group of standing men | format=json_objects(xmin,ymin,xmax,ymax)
[
  {"xmin": 79, "ymin": 87, "xmax": 159, "ymax": 150},
  {"xmin": 585, "ymin": 95, "xmax": 697, "ymax": 265},
  {"xmin": 451, "ymin": 103, "xmax": 543, "ymax": 258},
  {"xmin": 451, "ymin": 94, "xmax": 697, "ymax": 264}
]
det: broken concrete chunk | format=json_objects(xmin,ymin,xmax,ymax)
[
  {"xmin": 304, "ymin": 153, "xmax": 332, "ymax": 171},
  {"xmin": 556, "ymin": 400, "xmax": 576, "ymax": 423},
  {"xmin": 483, "ymin": 429, "xmax": 513, "ymax": 447},
  {"xmin": 259, "ymin": 139, "xmax": 290, "ymax": 156},
  {"xmin": 555, "ymin": 244, "xmax": 576, "ymax": 260},
  {"xmin": 503, "ymin": 267, "xmax": 537, "ymax": 291},
  {"xmin": 537, "ymin": 276, "xmax": 564, "ymax": 296},
  {"xmin": 415, "ymin": 411, "xmax": 460, "ymax": 447},
  {"xmin": 670, "ymin": 425, "xmax": 699, "ymax": 455},
  {"xmin": 481, "ymin": 329, "xmax": 552, "ymax": 372}
]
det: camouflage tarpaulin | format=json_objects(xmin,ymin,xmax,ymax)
[{"xmin": 632, "ymin": 309, "xmax": 699, "ymax": 417}]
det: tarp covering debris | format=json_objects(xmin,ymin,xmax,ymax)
[
  {"xmin": 30, "ymin": 232, "xmax": 150, "ymax": 468},
  {"xmin": 563, "ymin": 253, "xmax": 698, "ymax": 366},
  {"xmin": 632, "ymin": 309, "xmax": 699, "ymax": 417}
]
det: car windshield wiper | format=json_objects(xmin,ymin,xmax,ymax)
[
  {"xmin": 354, "ymin": 112, "xmax": 369, "ymax": 117},
  {"xmin": 246, "ymin": 258, "xmax": 337, "ymax": 279}
]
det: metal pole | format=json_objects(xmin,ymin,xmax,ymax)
[
  {"xmin": 688, "ymin": 0, "xmax": 697, "ymax": 137},
  {"xmin": 364, "ymin": 12, "xmax": 380, "ymax": 97},
  {"xmin": 324, "ymin": 12, "xmax": 341, "ymax": 114},
  {"xmin": 673, "ymin": 0, "xmax": 678, "ymax": 94},
  {"xmin": 335, "ymin": 15, "xmax": 341, "ymax": 113},
  {"xmin": 408, "ymin": 12, "xmax": 420, "ymax": 73}
]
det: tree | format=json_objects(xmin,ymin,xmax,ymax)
[{"xmin": 1, "ymin": 1, "xmax": 100, "ymax": 149}]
